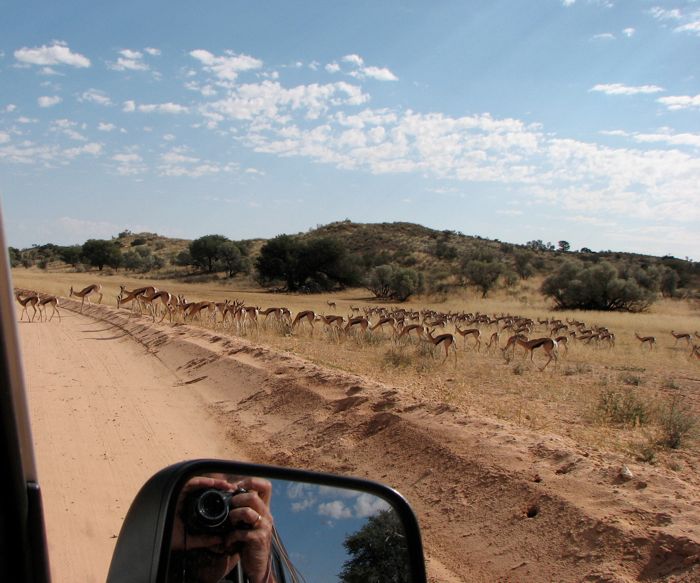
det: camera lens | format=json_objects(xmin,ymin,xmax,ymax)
[{"xmin": 196, "ymin": 490, "xmax": 229, "ymax": 527}]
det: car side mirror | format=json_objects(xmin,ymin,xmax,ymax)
[{"xmin": 106, "ymin": 459, "xmax": 427, "ymax": 583}]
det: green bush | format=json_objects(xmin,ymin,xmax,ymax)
[
  {"xmin": 657, "ymin": 394, "xmax": 697, "ymax": 449},
  {"xmin": 597, "ymin": 388, "xmax": 650, "ymax": 426},
  {"xmin": 541, "ymin": 260, "xmax": 657, "ymax": 312},
  {"xmin": 367, "ymin": 264, "xmax": 423, "ymax": 302}
]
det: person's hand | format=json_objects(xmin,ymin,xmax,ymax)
[
  {"xmin": 219, "ymin": 477, "xmax": 274, "ymax": 583},
  {"xmin": 170, "ymin": 475, "xmax": 274, "ymax": 583}
]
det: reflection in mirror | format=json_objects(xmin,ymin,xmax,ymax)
[{"xmin": 166, "ymin": 472, "xmax": 411, "ymax": 583}]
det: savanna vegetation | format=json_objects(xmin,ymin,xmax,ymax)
[
  {"xmin": 8, "ymin": 221, "xmax": 699, "ymax": 309},
  {"xmin": 11, "ymin": 265, "xmax": 700, "ymax": 480}
]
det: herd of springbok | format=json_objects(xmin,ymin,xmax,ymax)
[{"xmin": 13, "ymin": 283, "xmax": 700, "ymax": 367}]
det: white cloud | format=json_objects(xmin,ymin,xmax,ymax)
[
  {"xmin": 622, "ymin": 27, "xmax": 635, "ymax": 37},
  {"xmin": 4, "ymin": 104, "xmax": 17, "ymax": 113},
  {"xmin": 145, "ymin": 47, "xmax": 161, "ymax": 56},
  {"xmin": 330, "ymin": 54, "xmax": 398, "ymax": 82},
  {"xmin": 110, "ymin": 49, "xmax": 149, "ymax": 72},
  {"xmin": 185, "ymin": 81, "xmax": 218, "ymax": 97},
  {"xmin": 649, "ymin": 7, "xmax": 682, "ymax": 21},
  {"xmin": 38, "ymin": 95, "xmax": 62, "ymax": 108},
  {"xmin": 197, "ymin": 80, "xmax": 369, "ymax": 125},
  {"xmin": 38, "ymin": 66, "xmax": 61, "ymax": 76},
  {"xmin": 354, "ymin": 494, "xmax": 390, "ymax": 518},
  {"xmin": 675, "ymin": 21, "xmax": 700, "ymax": 35},
  {"xmin": 112, "ymin": 151, "xmax": 146, "ymax": 175},
  {"xmin": 632, "ymin": 131, "xmax": 700, "ymax": 148},
  {"xmin": 14, "ymin": 41, "xmax": 90, "ymax": 68},
  {"xmin": 123, "ymin": 100, "xmax": 188, "ymax": 114},
  {"xmin": 590, "ymin": 83, "xmax": 664, "ymax": 95},
  {"xmin": 97, "ymin": 122, "xmax": 117, "ymax": 132},
  {"xmin": 79, "ymin": 89, "xmax": 112, "ymax": 106},
  {"xmin": 658, "ymin": 94, "xmax": 700, "ymax": 111},
  {"xmin": 51, "ymin": 119, "xmax": 87, "ymax": 141},
  {"xmin": 190, "ymin": 49, "xmax": 263, "ymax": 81},
  {"xmin": 341, "ymin": 54, "xmax": 364, "ymax": 67},
  {"xmin": 0, "ymin": 132, "xmax": 10, "ymax": 144},
  {"xmin": 157, "ymin": 147, "xmax": 237, "ymax": 177},
  {"xmin": 139, "ymin": 102, "xmax": 189, "ymax": 114},
  {"xmin": 562, "ymin": 0, "xmax": 575, "ymax": 6},
  {"xmin": 648, "ymin": 6, "xmax": 700, "ymax": 36},
  {"xmin": 361, "ymin": 66, "xmax": 399, "ymax": 82},
  {"xmin": 318, "ymin": 500, "xmax": 353, "ymax": 520},
  {"xmin": 591, "ymin": 33, "xmax": 615, "ymax": 40}
]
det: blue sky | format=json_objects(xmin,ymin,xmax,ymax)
[{"xmin": 1, "ymin": 0, "xmax": 699, "ymax": 258}]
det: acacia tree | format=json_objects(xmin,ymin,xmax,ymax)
[
  {"xmin": 82, "ymin": 239, "xmax": 122, "ymax": 271},
  {"xmin": 367, "ymin": 265, "xmax": 423, "ymax": 301},
  {"xmin": 339, "ymin": 509, "xmax": 410, "ymax": 583},
  {"xmin": 255, "ymin": 235, "xmax": 360, "ymax": 291},
  {"xmin": 189, "ymin": 234, "xmax": 229, "ymax": 273},
  {"xmin": 541, "ymin": 260, "xmax": 657, "ymax": 311},
  {"xmin": 462, "ymin": 259, "xmax": 502, "ymax": 297}
]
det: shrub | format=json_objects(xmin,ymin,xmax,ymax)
[
  {"xmin": 367, "ymin": 265, "xmax": 423, "ymax": 302},
  {"xmin": 656, "ymin": 394, "xmax": 697, "ymax": 449},
  {"xmin": 597, "ymin": 388, "xmax": 650, "ymax": 426},
  {"xmin": 462, "ymin": 258, "xmax": 502, "ymax": 298},
  {"xmin": 621, "ymin": 373, "xmax": 643, "ymax": 387},
  {"xmin": 382, "ymin": 349, "xmax": 412, "ymax": 368},
  {"xmin": 541, "ymin": 260, "xmax": 657, "ymax": 312}
]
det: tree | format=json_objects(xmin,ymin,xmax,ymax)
[
  {"xmin": 339, "ymin": 509, "xmax": 410, "ymax": 583},
  {"xmin": 541, "ymin": 260, "xmax": 657, "ymax": 312},
  {"xmin": 513, "ymin": 249, "xmax": 535, "ymax": 280},
  {"xmin": 218, "ymin": 241, "xmax": 245, "ymax": 278},
  {"xmin": 367, "ymin": 265, "xmax": 423, "ymax": 301},
  {"xmin": 525, "ymin": 239, "xmax": 547, "ymax": 252},
  {"xmin": 7, "ymin": 247, "xmax": 21, "ymax": 268},
  {"xmin": 462, "ymin": 259, "xmax": 502, "ymax": 297},
  {"xmin": 557, "ymin": 240, "xmax": 571, "ymax": 253},
  {"xmin": 82, "ymin": 239, "xmax": 122, "ymax": 271},
  {"xmin": 256, "ymin": 235, "xmax": 360, "ymax": 291},
  {"xmin": 58, "ymin": 245, "xmax": 83, "ymax": 267},
  {"xmin": 189, "ymin": 234, "xmax": 229, "ymax": 272},
  {"xmin": 660, "ymin": 267, "xmax": 680, "ymax": 298},
  {"xmin": 256, "ymin": 235, "xmax": 301, "ymax": 290}
]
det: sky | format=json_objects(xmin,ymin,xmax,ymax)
[{"xmin": 1, "ymin": 0, "xmax": 699, "ymax": 258}]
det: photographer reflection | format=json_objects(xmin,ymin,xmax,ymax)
[{"xmin": 169, "ymin": 474, "xmax": 284, "ymax": 583}]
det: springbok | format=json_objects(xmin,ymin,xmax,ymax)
[
  {"xmin": 503, "ymin": 334, "xmax": 559, "ymax": 371},
  {"xmin": 634, "ymin": 332, "xmax": 656, "ymax": 351},
  {"xmin": 454, "ymin": 325, "xmax": 481, "ymax": 351},
  {"xmin": 37, "ymin": 294, "xmax": 61, "ymax": 322},
  {"xmin": 15, "ymin": 290, "xmax": 39, "ymax": 322},
  {"xmin": 671, "ymin": 330, "xmax": 691, "ymax": 346},
  {"xmin": 291, "ymin": 310, "xmax": 317, "ymax": 335},
  {"xmin": 424, "ymin": 328, "xmax": 458, "ymax": 364},
  {"xmin": 69, "ymin": 283, "xmax": 103, "ymax": 312}
]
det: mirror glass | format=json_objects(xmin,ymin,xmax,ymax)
[{"xmin": 166, "ymin": 472, "xmax": 412, "ymax": 583}]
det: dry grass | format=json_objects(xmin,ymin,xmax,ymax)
[{"xmin": 13, "ymin": 267, "xmax": 700, "ymax": 476}]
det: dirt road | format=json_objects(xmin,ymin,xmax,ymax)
[{"xmin": 20, "ymin": 300, "xmax": 700, "ymax": 582}]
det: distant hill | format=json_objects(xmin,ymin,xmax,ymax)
[{"xmin": 9, "ymin": 221, "xmax": 700, "ymax": 297}]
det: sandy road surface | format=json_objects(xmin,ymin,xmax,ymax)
[
  {"xmin": 19, "ymin": 308, "xmax": 246, "ymax": 583},
  {"xmin": 19, "ymin": 300, "xmax": 700, "ymax": 583}
]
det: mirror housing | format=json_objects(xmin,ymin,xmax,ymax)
[{"xmin": 107, "ymin": 459, "xmax": 427, "ymax": 583}]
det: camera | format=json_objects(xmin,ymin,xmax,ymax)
[{"xmin": 183, "ymin": 487, "xmax": 249, "ymax": 535}]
